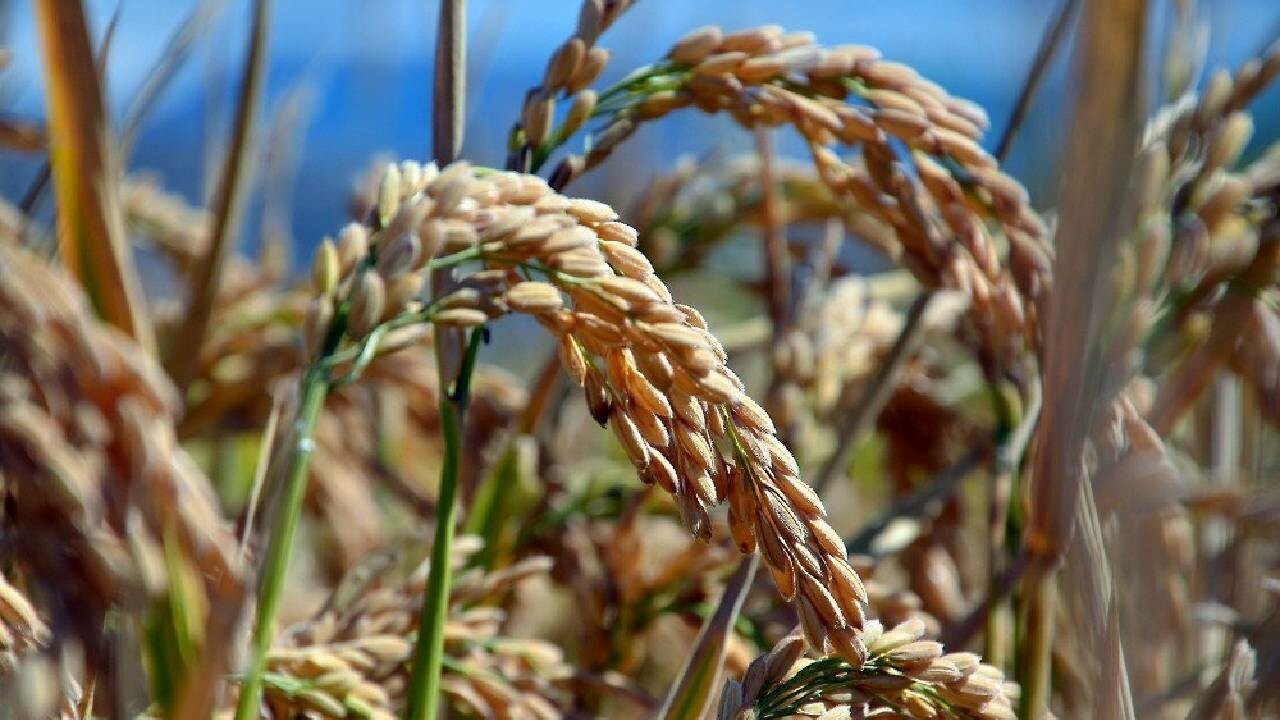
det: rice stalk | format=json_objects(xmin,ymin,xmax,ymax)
[{"xmin": 1019, "ymin": 0, "xmax": 1148, "ymax": 715}]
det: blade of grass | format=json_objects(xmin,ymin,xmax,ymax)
[
  {"xmin": 120, "ymin": 0, "xmax": 231, "ymax": 155},
  {"xmin": 22, "ymin": 1, "xmax": 226, "ymax": 215},
  {"xmin": 658, "ymin": 554, "xmax": 759, "ymax": 720},
  {"xmin": 167, "ymin": 0, "xmax": 271, "ymax": 389},
  {"xmin": 1019, "ymin": 0, "xmax": 1147, "ymax": 714},
  {"xmin": 993, "ymin": 0, "xmax": 1081, "ymax": 162},
  {"xmin": 33, "ymin": 0, "xmax": 153, "ymax": 349},
  {"xmin": 239, "ymin": 381, "xmax": 286, "ymax": 560},
  {"xmin": 845, "ymin": 443, "xmax": 990, "ymax": 557},
  {"xmin": 19, "ymin": 3, "xmax": 118, "ymax": 218}
]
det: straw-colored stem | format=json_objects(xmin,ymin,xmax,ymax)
[
  {"xmin": 403, "ymin": 328, "xmax": 485, "ymax": 720},
  {"xmin": 233, "ymin": 365, "xmax": 329, "ymax": 720},
  {"xmin": 1019, "ymin": 566, "xmax": 1056, "ymax": 720}
]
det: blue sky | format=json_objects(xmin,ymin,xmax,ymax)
[{"xmin": 3, "ymin": 0, "xmax": 1277, "ymax": 258}]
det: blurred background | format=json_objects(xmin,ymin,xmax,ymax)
[
  {"xmin": 3, "ymin": 2, "xmax": 1280, "ymax": 717},
  {"xmin": 2, "ymin": 0, "xmax": 1278, "ymax": 258}
]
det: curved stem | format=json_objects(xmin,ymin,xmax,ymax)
[{"xmin": 403, "ymin": 328, "xmax": 486, "ymax": 720}]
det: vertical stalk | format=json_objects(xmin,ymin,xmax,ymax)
[
  {"xmin": 233, "ymin": 366, "xmax": 329, "ymax": 720},
  {"xmin": 432, "ymin": 0, "xmax": 466, "ymax": 163},
  {"xmin": 404, "ymin": 329, "xmax": 485, "ymax": 720},
  {"xmin": 1019, "ymin": 566, "xmax": 1056, "ymax": 718},
  {"xmin": 1017, "ymin": 0, "xmax": 1146, "ymax": 714},
  {"xmin": 406, "ymin": 2, "xmax": 469, "ymax": 715}
]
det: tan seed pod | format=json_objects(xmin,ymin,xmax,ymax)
[
  {"xmin": 566, "ymin": 47, "xmax": 610, "ymax": 94},
  {"xmin": 625, "ymin": 366, "xmax": 673, "ymax": 419},
  {"xmin": 674, "ymin": 423, "xmax": 717, "ymax": 472},
  {"xmin": 557, "ymin": 334, "xmax": 588, "ymax": 385},
  {"xmin": 635, "ymin": 350, "xmax": 674, "ymax": 390},
  {"xmin": 583, "ymin": 366, "xmax": 613, "ymax": 425},
  {"xmin": 669, "ymin": 390, "xmax": 706, "ymax": 427},
  {"xmin": 575, "ymin": 0, "xmax": 605, "ymax": 43},
  {"xmin": 627, "ymin": 403, "xmax": 670, "ymax": 448},
  {"xmin": 1205, "ymin": 112, "xmax": 1254, "ymax": 171},
  {"xmin": 646, "ymin": 451, "xmax": 680, "ymax": 494},
  {"xmin": 1198, "ymin": 174, "xmax": 1251, "ymax": 235},
  {"xmin": 566, "ymin": 197, "xmax": 618, "ymax": 224},
  {"xmin": 828, "ymin": 628, "xmax": 867, "ymax": 668},
  {"xmin": 348, "ymin": 272, "xmax": 386, "ymax": 339},
  {"xmin": 796, "ymin": 594, "xmax": 828, "ymax": 652},
  {"xmin": 596, "ymin": 220, "xmax": 639, "ymax": 246},
  {"xmin": 886, "ymin": 640, "xmax": 944, "ymax": 666},
  {"xmin": 610, "ymin": 410, "xmax": 650, "ymax": 467},
  {"xmin": 376, "ymin": 163, "xmax": 401, "ymax": 228},
  {"xmin": 376, "ymin": 231, "xmax": 422, "ymax": 279},
  {"xmin": 642, "ymin": 321, "xmax": 708, "ymax": 349},
  {"xmin": 600, "ymin": 240, "xmax": 654, "ymax": 278},
  {"xmin": 433, "ymin": 308, "xmax": 489, "ymax": 328},
  {"xmin": 522, "ymin": 88, "xmax": 556, "ymax": 148},
  {"xmin": 718, "ymin": 25, "xmax": 784, "ymax": 55},
  {"xmin": 730, "ymin": 396, "xmax": 776, "ymax": 435},
  {"xmin": 505, "ymin": 281, "xmax": 564, "ymax": 313},
  {"xmin": 541, "ymin": 225, "xmax": 599, "ymax": 255},
  {"xmin": 544, "ymin": 38, "xmax": 586, "ymax": 91},
  {"xmin": 312, "ymin": 237, "xmax": 340, "ymax": 297},
  {"xmin": 562, "ymin": 90, "xmax": 597, "ymax": 138},
  {"xmin": 384, "ymin": 272, "xmax": 424, "ymax": 320},
  {"xmin": 694, "ymin": 51, "xmax": 750, "ymax": 76},
  {"xmin": 337, "ymin": 222, "xmax": 370, "ymax": 274}
]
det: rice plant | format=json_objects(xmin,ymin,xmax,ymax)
[{"xmin": 1, "ymin": 0, "xmax": 1279, "ymax": 718}]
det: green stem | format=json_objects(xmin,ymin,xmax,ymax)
[
  {"xmin": 233, "ymin": 366, "xmax": 329, "ymax": 720},
  {"xmin": 403, "ymin": 328, "xmax": 486, "ymax": 720}
]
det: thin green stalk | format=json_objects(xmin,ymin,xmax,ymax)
[
  {"xmin": 403, "ymin": 329, "xmax": 486, "ymax": 720},
  {"xmin": 233, "ymin": 366, "xmax": 328, "ymax": 720}
]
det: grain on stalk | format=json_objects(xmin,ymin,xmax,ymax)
[
  {"xmin": 510, "ymin": 0, "xmax": 636, "ymax": 171},
  {"xmin": 299, "ymin": 160, "xmax": 872, "ymax": 663},
  {"xmin": 528, "ymin": 25, "xmax": 1051, "ymax": 391},
  {"xmin": 239, "ymin": 538, "xmax": 567, "ymax": 719},
  {"xmin": 718, "ymin": 619, "xmax": 1017, "ymax": 720}
]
